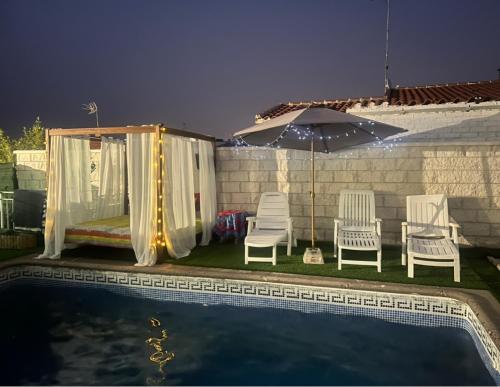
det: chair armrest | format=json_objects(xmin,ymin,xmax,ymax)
[
  {"xmin": 246, "ymin": 216, "xmax": 256, "ymax": 223},
  {"xmin": 449, "ymin": 222, "xmax": 460, "ymax": 244},
  {"xmin": 375, "ymin": 218, "xmax": 382, "ymax": 236}
]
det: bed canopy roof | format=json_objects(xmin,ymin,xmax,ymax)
[
  {"xmin": 38, "ymin": 124, "xmax": 217, "ymax": 266},
  {"xmin": 45, "ymin": 124, "xmax": 215, "ymax": 141}
]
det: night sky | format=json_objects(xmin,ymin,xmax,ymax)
[{"xmin": 1, "ymin": 0, "xmax": 499, "ymax": 139}]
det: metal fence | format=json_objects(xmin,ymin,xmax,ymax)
[{"xmin": 0, "ymin": 191, "xmax": 14, "ymax": 229}]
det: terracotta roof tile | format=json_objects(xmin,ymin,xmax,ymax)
[{"xmin": 258, "ymin": 79, "xmax": 500, "ymax": 120}]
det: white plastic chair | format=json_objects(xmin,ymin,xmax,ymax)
[
  {"xmin": 245, "ymin": 192, "xmax": 293, "ymax": 265},
  {"xmin": 334, "ymin": 190, "xmax": 382, "ymax": 272},
  {"xmin": 402, "ymin": 194, "xmax": 461, "ymax": 282}
]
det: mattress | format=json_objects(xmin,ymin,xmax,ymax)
[{"xmin": 65, "ymin": 215, "xmax": 202, "ymax": 249}]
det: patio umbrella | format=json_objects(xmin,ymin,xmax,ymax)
[{"xmin": 233, "ymin": 107, "xmax": 406, "ymax": 261}]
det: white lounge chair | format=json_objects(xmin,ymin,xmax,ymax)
[
  {"xmin": 245, "ymin": 192, "xmax": 293, "ymax": 265},
  {"xmin": 334, "ymin": 190, "xmax": 382, "ymax": 272},
  {"xmin": 402, "ymin": 194, "xmax": 461, "ymax": 282}
]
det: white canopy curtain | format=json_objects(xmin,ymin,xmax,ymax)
[
  {"xmin": 96, "ymin": 137, "xmax": 126, "ymax": 219},
  {"xmin": 198, "ymin": 140, "xmax": 217, "ymax": 246},
  {"xmin": 161, "ymin": 135, "xmax": 197, "ymax": 258},
  {"xmin": 38, "ymin": 136, "xmax": 92, "ymax": 259},
  {"xmin": 126, "ymin": 132, "xmax": 157, "ymax": 266}
]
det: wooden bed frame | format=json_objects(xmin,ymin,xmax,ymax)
[{"xmin": 46, "ymin": 124, "xmax": 216, "ymax": 257}]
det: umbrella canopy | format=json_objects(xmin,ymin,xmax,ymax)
[
  {"xmin": 233, "ymin": 107, "xmax": 406, "ymax": 257},
  {"xmin": 234, "ymin": 107, "xmax": 405, "ymax": 152}
]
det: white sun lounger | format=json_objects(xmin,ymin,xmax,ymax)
[
  {"xmin": 245, "ymin": 192, "xmax": 293, "ymax": 266},
  {"xmin": 334, "ymin": 190, "xmax": 382, "ymax": 272},
  {"xmin": 402, "ymin": 194, "xmax": 461, "ymax": 282}
]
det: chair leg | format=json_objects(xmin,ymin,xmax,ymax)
[
  {"xmin": 272, "ymin": 245, "xmax": 277, "ymax": 266},
  {"xmin": 245, "ymin": 244, "xmax": 249, "ymax": 265},
  {"xmin": 402, "ymin": 241, "xmax": 407, "ymax": 266},
  {"xmin": 454, "ymin": 258, "xmax": 460, "ymax": 282},
  {"xmin": 287, "ymin": 239, "xmax": 291, "ymax": 256},
  {"xmin": 377, "ymin": 249, "xmax": 382, "ymax": 273},
  {"xmin": 408, "ymin": 254, "xmax": 414, "ymax": 278},
  {"xmin": 338, "ymin": 248, "xmax": 342, "ymax": 270},
  {"xmin": 333, "ymin": 229, "xmax": 338, "ymax": 258}
]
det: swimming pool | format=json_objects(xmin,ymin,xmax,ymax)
[{"xmin": 0, "ymin": 265, "xmax": 499, "ymax": 385}]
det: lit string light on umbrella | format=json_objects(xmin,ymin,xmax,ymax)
[{"xmin": 234, "ymin": 122, "xmax": 403, "ymax": 158}]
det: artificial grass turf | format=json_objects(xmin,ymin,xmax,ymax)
[{"xmin": 163, "ymin": 240, "xmax": 500, "ymax": 302}]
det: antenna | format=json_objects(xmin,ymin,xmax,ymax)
[
  {"xmin": 82, "ymin": 101, "xmax": 99, "ymax": 127},
  {"xmin": 384, "ymin": 0, "xmax": 391, "ymax": 92}
]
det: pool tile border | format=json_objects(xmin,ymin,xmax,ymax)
[{"xmin": 1, "ymin": 264, "xmax": 499, "ymax": 381}]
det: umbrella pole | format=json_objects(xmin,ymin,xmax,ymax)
[
  {"xmin": 303, "ymin": 130, "xmax": 323, "ymax": 264},
  {"xmin": 310, "ymin": 134, "xmax": 315, "ymax": 248}
]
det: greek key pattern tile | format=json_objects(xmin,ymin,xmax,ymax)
[{"xmin": 0, "ymin": 264, "xmax": 499, "ymax": 376}]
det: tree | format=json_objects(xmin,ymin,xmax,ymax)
[
  {"xmin": 0, "ymin": 129, "xmax": 13, "ymax": 163},
  {"xmin": 13, "ymin": 116, "xmax": 45, "ymax": 150}
]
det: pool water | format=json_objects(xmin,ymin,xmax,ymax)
[{"xmin": 0, "ymin": 283, "xmax": 495, "ymax": 386}]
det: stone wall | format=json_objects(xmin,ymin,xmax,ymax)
[
  {"xmin": 13, "ymin": 151, "xmax": 47, "ymax": 190},
  {"xmin": 348, "ymin": 101, "xmax": 500, "ymax": 144},
  {"xmin": 216, "ymin": 103, "xmax": 500, "ymax": 248},
  {"xmin": 216, "ymin": 144, "xmax": 500, "ymax": 247},
  {"xmin": 14, "ymin": 150, "xmax": 101, "ymax": 191}
]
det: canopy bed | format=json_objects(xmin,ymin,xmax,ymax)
[{"xmin": 37, "ymin": 124, "xmax": 217, "ymax": 266}]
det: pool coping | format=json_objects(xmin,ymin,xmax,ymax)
[{"xmin": 2, "ymin": 253, "xmax": 499, "ymax": 354}]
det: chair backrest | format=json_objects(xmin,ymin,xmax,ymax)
[
  {"xmin": 406, "ymin": 194, "xmax": 449, "ymax": 237},
  {"xmin": 256, "ymin": 192, "xmax": 290, "ymax": 230},
  {"xmin": 338, "ymin": 190, "xmax": 376, "ymax": 231}
]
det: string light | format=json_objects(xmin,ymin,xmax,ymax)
[
  {"xmin": 235, "ymin": 121, "xmax": 389, "ymax": 153},
  {"xmin": 231, "ymin": 134, "xmax": 402, "ymax": 160}
]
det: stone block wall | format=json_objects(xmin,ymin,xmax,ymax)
[
  {"xmin": 14, "ymin": 150, "xmax": 101, "ymax": 191},
  {"xmin": 348, "ymin": 102, "xmax": 500, "ymax": 143},
  {"xmin": 13, "ymin": 151, "xmax": 47, "ymax": 190},
  {"xmin": 215, "ymin": 143, "xmax": 500, "ymax": 248}
]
